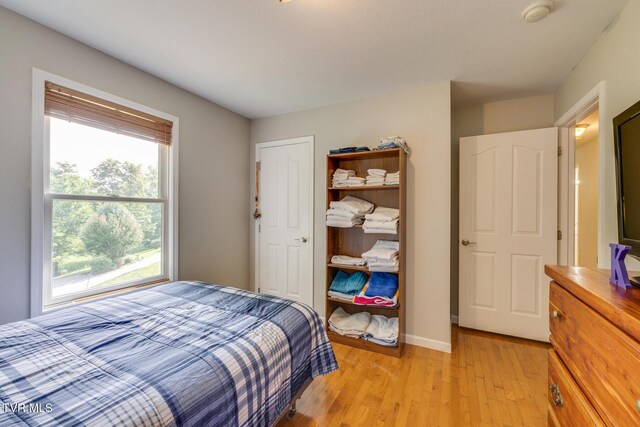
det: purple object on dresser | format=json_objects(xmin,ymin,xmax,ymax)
[{"xmin": 610, "ymin": 243, "xmax": 632, "ymax": 289}]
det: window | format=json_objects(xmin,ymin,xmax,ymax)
[{"xmin": 32, "ymin": 71, "xmax": 178, "ymax": 313}]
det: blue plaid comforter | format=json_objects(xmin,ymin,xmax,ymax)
[{"xmin": 0, "ymin": 282, "xmax": 338, "ymax": 426}]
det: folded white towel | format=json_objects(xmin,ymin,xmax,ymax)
[
  {"xmin": 363, "ymin": 240, "xmax": 400, "ymax": 270},
  {"xmin": 329, "ymin": 196, "xmax": 374, "ymax": 215},
  {"xmin": 329, "ymin": 307, "xmax": 371, "ymax": 337},
  {"xmin": 343, "ymin": 177, "xmax": 366, "ymax": 187},
  {"xmin": 326, "ymin": 208, "xmax": 363, "ymax": 219},
  {"xmin": 364, "ymin": 315, "xmax": 399, "ymax": 341},
  {"xmin": 368, "ymin": 265, "xmax": 399, "ymax": 273},
  {"xmin": 367, "ymin": 169, "xmax": 387, "ymax": 177},
  {"xmin": 384, "ymin": 171, "xmax": 400, "ymax": 186},
  {"xmin": 367, "ymin": 259, "xmax": 399, "ymax": 272},
  {"xmin": 334, "ymin": 168, "xmax": 355, "ymax": 176},
  {"xmin": 365, "ymin": 257, "xmax": 398, "ymax": 266},
  {"xmin": 365, "ymin": 207, "xmax": 400, "ymax": 222},
  {"xmin": 327, "ymin": 290, "xmax": 356, "ymax": 301},
  {"xmin": 327, "ymin": 216, "xmax": 362, "ymax": 225},
  {"xmin": 331, "ymin": 255, "xmax": 366, "ymax": 266},
  {"xmin": 362, "ymin": 247, "xmax": 398, "ymax": 260},
  {"xmin": 363, "ymin": 219, "xmax": 398, "ymax": 231},
  {"xmin": 373, "ymin": 240, "xmax": 399, "ymax": 250},
  {"xmin": 327, "ymin": 218, "xmax": 363, "ymax": 228},
  {"xmin": 364, "ymin": 227, "xmax": 397, "ymax": 235}
]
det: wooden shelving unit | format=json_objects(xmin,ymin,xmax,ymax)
[{"xmin": 325, "ymin": 148, "xmax": 406, "ymax": 357}]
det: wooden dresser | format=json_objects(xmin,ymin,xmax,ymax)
[{"xmin": 545, "ymin": 265, "xmax": 640, "ymax": 426}]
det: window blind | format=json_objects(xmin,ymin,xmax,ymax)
[{"xmin": 44, "ymin": 81, "xmax": 173, "ymax": 145}]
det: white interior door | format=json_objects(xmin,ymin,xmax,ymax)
[
  {"xmin": 459, "ymin": 128, "xmax": 557, "ymax": 342},
  {"xmin": 256, "ymin": 137, "xmax": 314, "ymax": 307}
]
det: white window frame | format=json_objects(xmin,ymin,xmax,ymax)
[{"xmin": 31, "ymin": 68, "xmax": 179, "ymax": 316}]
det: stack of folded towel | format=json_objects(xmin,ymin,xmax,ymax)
[
  {"xmin": 328, "ymin": 307, "xmax": 371, "ymax": 338},
  {"xmin": 326, "ymin": 196, "xmax": 374, "ymax": 228},
  {"xmin": 326, "ymin": 210, "xmax": 363, "ymax": 228},
  {"xmin": 362, "ymin": 240, "xmax": 399, "ymax": 272},
  {"xmin": 345, "ymin": 176, "xmax": 366, "ymax": 187},
  {"xmin": 327, "ymin": 270, "xmax": 368, "ymax": 301},
  {"xmin": 363, "ymin": 206, "xmax": 399, "ymax": 235},
  {"xmin": 363, "ymin": 315, "xmax": 399, "ymax": 346},
  {"xmin": 331, "ymin": 255, "xmax": 366, "ymax": 266},
  {"xmin": 384, "ymin": 171, "xmax": 400, "ymax": 186},
  {"xmin": 332, "ymin": 168, "xmax": 355, "ymax": 187},
  {"xmin": 365, "ymin": 168, "xmax": 386, "ymax": 186},
  {"xmin": 328, "ymin": 308, "xmax": 398, "ymax": 346}
]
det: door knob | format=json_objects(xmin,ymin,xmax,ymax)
[
  {"xmin": 295, "ymin": 237, "xmax": 308, "ymax": 243},
  {"xmin": 461, "ymin": 239, "xmax": 477, "ymax": 246}
]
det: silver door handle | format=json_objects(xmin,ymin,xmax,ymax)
[
  {"xmin": 461, "ymin": 239, "xmax": 477, "ymax": 246},
  {"xmin": 294, "ymin": 237, "xmax": 308, "ymax": 243}
]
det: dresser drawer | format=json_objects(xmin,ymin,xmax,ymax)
[
  {"xmin": 550, "ymin": 281, "xmax": 640, "ymax": 426},
  {"xmin": 548, "ymin": 349, "xmax": 604, "ymax": 426}
]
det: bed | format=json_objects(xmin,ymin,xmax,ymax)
[{"xmin": 0, "ymin": 281, "xmax": 338, "ymax": 426}]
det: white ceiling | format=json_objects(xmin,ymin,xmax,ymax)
[{"xmin": 0, "ymin": 0, "xmax": 629, "ymax": 119}]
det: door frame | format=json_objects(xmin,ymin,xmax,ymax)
[
  {"xmin": 254, "ymin": 136, "xmax": 315, "ymax": 307},
  {"xmin": 555, "ymin": 81, "xmax": 606, "ymax": 267}
]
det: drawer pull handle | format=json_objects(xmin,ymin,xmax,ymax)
[
  {"xmin": 550, "ymin": 384, "xmax": 564, "ymax": 407},
  {"xmin": 552, "ymin": 309, "xmax": 562, "ymax": 319},
  {"xmin": 636, "ymin": 399, "xmax": 640, "ymax": 412}
]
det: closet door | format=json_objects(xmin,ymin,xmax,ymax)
[
  {"xmin": 459, "ymin": 128, "xmax": 557, "ymax": 342},
  {"xmin": 256, "ymin": 137, "xmax": 314, "ymax": 307}
]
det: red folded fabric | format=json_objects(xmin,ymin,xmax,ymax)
[{"xmin": 353, "ymin": 285, "xmax": 399, "ymax": 307}]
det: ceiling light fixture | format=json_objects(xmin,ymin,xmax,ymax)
[
  {"xmin": 575, "ymin": 124, "xmax": 589, "ymax": 138},
  {"xmin": 277, "ymin": 0, "xmax": 292, "ymax": 3},
  {"xmin": 522, "ymin": 1, "xmax": 553, "ymax": 23}
]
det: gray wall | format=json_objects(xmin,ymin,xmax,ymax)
[
  {"xmin": 555, "ymin": 0, "xmax": 640, "ymax": 272},
  {"xmin": 251, "ymin": 83, "xmax": 452, "ymax": 348},
  {"xmin": 0, "ymin": 7, "xmax": 251, "ymax": 324},
  {"xmin": 450, "ymin": 94, "xmax": 555, "ymax": 317}
]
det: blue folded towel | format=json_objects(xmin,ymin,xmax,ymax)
[
  {"xmin": 329, "ymin": 270, "xmax": 368, "ymax": 295},
  {"xmin": 365, "ymin": 272, "xmax": 398, "ymax": 299},
  {"xmin": 329, "ymin": 146, "xmax": 370, "ymax": 154},
  {"xmin": 329, "ymin": 146, "xmax": 357, "ymax": 154}
]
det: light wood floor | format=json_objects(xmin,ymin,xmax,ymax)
[{"xmin": 278, "ymin": 326, "xmax": 550, "ymax": 426}]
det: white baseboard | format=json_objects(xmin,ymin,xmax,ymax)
[
  {"xmin": 404, "ymin": 333, "xmax": 451, "ymax": 353},
  {"xmin": 450, "ymin": 315, "xmax": 459, "ymax": 324}
]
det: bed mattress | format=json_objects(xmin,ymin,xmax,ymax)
[{"xmin": 0, "ymin": 281, "xmax": 338, "ymax": 426}]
